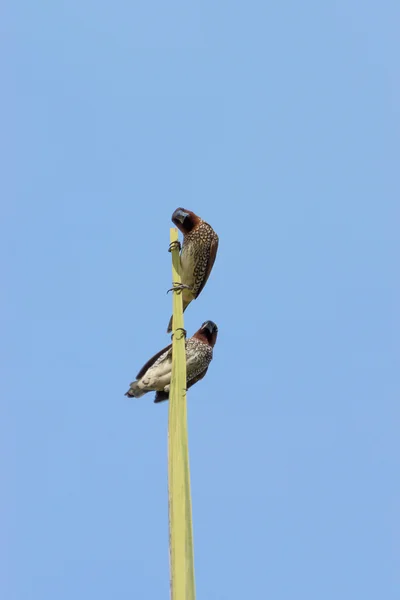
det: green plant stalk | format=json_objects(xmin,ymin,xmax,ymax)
[{"xmin": 168, "ymin": 228, "xmax": 196, "ymax": 600}]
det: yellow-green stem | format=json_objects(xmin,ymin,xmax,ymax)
[{"xmin": 168, "ymin": 228, "xmax": 196, "ymax": 600}]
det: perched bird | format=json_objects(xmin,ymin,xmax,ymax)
[
  {"xmin": 125, "ymin": 321, "xmax": 218, "ymax": 403},
  {"xmin": 167, "ymin": 208, "xmax": 219, "ymax": 333}
]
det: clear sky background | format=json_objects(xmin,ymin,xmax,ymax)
[{"xmin": 2, "ymin": 1, "xmax": 399, "ymax": 598}]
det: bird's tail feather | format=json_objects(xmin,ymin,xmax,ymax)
[
  {"xmin": 125, "ymin": 381, "xmax": 146, "ymax": 398},
  {"xmin": 166, "ymin": 299, "xmax": 190, "ymax": 333}
]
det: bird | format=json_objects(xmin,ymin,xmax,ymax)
[
  {"xmin": 167, "ymin": 208, "xmax": 219, "ymax": 333},
  {"xmin": 125, "ymin": 321, "xmax": 218, "ymax": 403}
]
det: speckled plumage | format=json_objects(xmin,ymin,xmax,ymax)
[
  {"xmin": 125, "ymin": 321, "xmax": 218, "ymax": 403},
  {"xmin": 167, "ymin": 208, "xmax": 219, "ymax": 332},
  {"xmin": 181, "ymin": 221, "xmax": 218, "ymax": 295}
]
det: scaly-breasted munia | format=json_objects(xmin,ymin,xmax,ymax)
[
  {"xmin": 167, "ymin": 208, "xmax": 219, "ymax": 333},
  {"xmin": 125, "ymin": 321, "xmax": 218, "ymax": 403}
]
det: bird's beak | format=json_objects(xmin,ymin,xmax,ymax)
[
  {"xmin": 202, "ymin": 321, "xmax": 217, "ymax": 335},
  {"xmin": 173, "ymin": 209, "xmax": 189, "ymax": 223}
]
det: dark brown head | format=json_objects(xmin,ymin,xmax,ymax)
[
  {"xmin": 171, "ymin": 208, "xmax": 201, "ymax": 235},
  {"xmin": 193, "ymin": 320, "xmax": 218, "ymax": 347}
]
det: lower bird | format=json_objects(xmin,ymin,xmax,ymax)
[{"xmin": 125, "ymin": 321, "xmax": 218, "ymax": 403}]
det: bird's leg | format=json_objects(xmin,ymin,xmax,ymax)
[
  {"xmin": 166, "ymin": 282, "xmax": 192, "ymax": 294},
  {"xmin": 171, "ymin": 327, "xmax": 187, "ymax": 340},
  {"xmin": 168, "ymin": 240, "xmax": 181, "ymax": 253}
]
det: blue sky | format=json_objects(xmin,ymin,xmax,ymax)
[{"xmin": 3, "ymin": 1, "xmax": 399, "ymax": 598}]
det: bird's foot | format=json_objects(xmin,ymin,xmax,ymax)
[
  {"xmin": 166, "ymin": 282, "xmax": 192, "ymax": 294},
  {"xmin": 168, "ymin": 240, "xmax": 181, "ymax": 253},
  {"xmin": 171, "ymin": 327, "xmax": 187, "ymax": 341},
  {"xmin": 164, "ymin": 384, "xmax": 188, "ymax": 393}
]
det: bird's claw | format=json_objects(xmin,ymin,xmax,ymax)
[
  {"xmin": 166, "ymin": 282, "xmax": 192, "ymax": 294},
  {"xmin": 171, "ymin": 327, "xmax": 187, "ymax": 341},
  {"xmin": 168, "ymin": 240, "xmax": 181, "ymax": 253}
]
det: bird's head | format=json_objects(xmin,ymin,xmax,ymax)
[
  {"xmin": 171, "ymin": 208, "xmax": 200, "ymax": 234},
  {"xmin": 197, "ymin": 320, "xmax": 218, "ymax": 347}
]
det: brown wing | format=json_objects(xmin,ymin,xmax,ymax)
[
  {"xmin": 187, "ymin": 367, "xmax": 209, "ymax": 389},
  {"xmin": 154, "ymin": 391, "xmax": 169, "ymax": 403},
  {"xmin": 136, "ymin": 343, "xmax": 172, "ymax": 379},
  {"xmin": 153, "ymin": 367, "xmax": 209, "ymax": 404},
  {"xmin": 195, "ymin": 236, "xmax": 219, "ymax": 299}
]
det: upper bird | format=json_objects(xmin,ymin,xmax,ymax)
[
  {"xmin": 125, "ymin": 321, "xmax": 218, "ymax": 403},
  {"xmin": 167, "ymin": 208, "xmax": 219, "ymax": 333}
]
